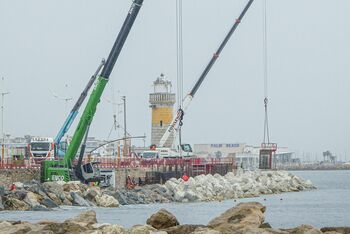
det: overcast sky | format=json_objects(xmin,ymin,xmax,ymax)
[{"xmin": 0, "ymin": 0, "xmax": 349, "ymax": 159}]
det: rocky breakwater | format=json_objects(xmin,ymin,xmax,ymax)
[
  {"xmin": 1, "ymin": 202, "xmax": 349, "ymax": 234},
  {"xmin": 0, "ymin": 170, "xmax": 315, "ymax": 210},
  {"xmin": 0, "ymin": 180, "xmax": 119, "ymax": 211},
  {"xmin": 164, "ymin": 170, "xmax": 315, "ymax": 202}
]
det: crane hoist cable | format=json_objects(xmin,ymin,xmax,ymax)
[{"xmin": 262, "ymin": 0, "xmax": 270, "ymax": 144}]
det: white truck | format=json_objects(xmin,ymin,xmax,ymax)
[{"xmin": 29, "ymin": 137, "xmax": 55, "ymax": 163}]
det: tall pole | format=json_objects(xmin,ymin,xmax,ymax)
[
  {"xmin": 1, "ymin": 77, "xmax": 10, "ymax": 167},
  {"xmin": 122, "ymin": 96, "xmax": 127, "ymax": 157}
]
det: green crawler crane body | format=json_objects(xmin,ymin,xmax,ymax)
[{"xmin": 64, "ymin": 76, "xmax": 108, "ymax": 168}]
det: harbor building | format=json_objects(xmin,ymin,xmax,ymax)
[
  {"xmin": 194, "ymin": 143, "xmax": 298, "ymax": 169},
  {"xmin": 149, "ymin": 74, "xmax": 175, "ymax": 148},
  {"xmin": 194, "ymin": 143, "xmax": 246, "ymax": 158}
]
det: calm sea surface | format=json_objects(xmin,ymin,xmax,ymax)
[{"xmin": 0, "ymin": 170, "xmax": 349, "ymax": 228}]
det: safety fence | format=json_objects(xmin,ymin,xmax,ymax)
[
  {"xmin": 0, "ymin": 157, "xmax": 236, "ymax": 171},
  {"xmin": 87, "ymin": 157, "xmax": 235, "ymax": 184},
  {"xmin": 0, "ymin": 157, "xmax": 236, "ymax": 186},
  {"xmin": 0, "ymin": 158, "xmax": 40, "ymax": 169}
]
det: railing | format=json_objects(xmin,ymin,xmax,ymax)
[
  {"xmin": 0, "ymin": 157, "xmax": 235, "ymax": 170},
  {"xmin": 149, "ymin": 93, "xmax": 176, "ymax": 105}
]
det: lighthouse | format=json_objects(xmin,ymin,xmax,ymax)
[{"xmin": 149, "ymin": 74, "xmax": 176, "ymax": 148}]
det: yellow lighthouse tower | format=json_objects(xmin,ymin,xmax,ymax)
[{"xmin": 149, "ymin": 74, "xmax": 175, "ymax": 148}]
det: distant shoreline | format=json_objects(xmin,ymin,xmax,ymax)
[{"xmin": 282, "ymin": 167, "xmax": 350, "ymax": 171}]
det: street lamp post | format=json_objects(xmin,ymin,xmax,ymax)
[
  {"xmin": 1, "ymin": 77, "xmax": 10, "ymax": 167},
  {"xmin": 121, "ymin": 96, "xmax": 127, "ymax": 157}
]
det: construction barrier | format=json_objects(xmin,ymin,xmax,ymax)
[
  {"xmin": 0, "ymin": 157, "xmax": 236, "ymax": 186},
  {"xmin": 0, "ymin": 157, "xmax": 235, "ymax": 171}
]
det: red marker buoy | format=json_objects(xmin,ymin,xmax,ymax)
[{"xmin": 182, "ymin": 174, "xmax": 189, "ymax": 182}]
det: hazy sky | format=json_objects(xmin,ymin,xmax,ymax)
[{"xmin": 0, "ymin": 0, "xmax": 349, "ymax": 158}]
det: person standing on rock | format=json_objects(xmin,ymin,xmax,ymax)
[
  {"xmin": 138, "ymin": 177, "xmax": 143, "ymax": 186},
  {"xmin": 10, "ymin": 183, "xmax": 16, "ymax": 191}
]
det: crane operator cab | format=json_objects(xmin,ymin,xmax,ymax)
[
  {"xmin": 181, "ymin": 144, "xmax": 193, "ymax": 153},
  {"xmin": 180, "ymin": 144, "xmax": 194, "ymax": 158},
  {"xmin": 79, "ymin": 162, "xmax": 101, "ymax": 183}
]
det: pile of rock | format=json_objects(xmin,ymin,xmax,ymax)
[
  {"xmin": 0, "ymin": 170, "xmax": 315, "ymax": 210},
  {"xmin": 1, "ymin": 202, "xmax": 348, "ymax": 234},
  {"xmin": 0, "ymin": 181, "xmax": 177, "ymax": 211},
  {"xmin": 110, "ymin": 184, "xmax": 174, "ymax": 205},
  {"xmin": 0, "ymin": 180, "xmax": 119, "ymax": 211},
  {"xmin": 164, "ymin": 170, "xmax": 315, "ymax": 202}
]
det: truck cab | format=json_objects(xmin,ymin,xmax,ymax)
[{"xmin": 29, "ymin": 137, "xmax": 55, "ymax": 163}]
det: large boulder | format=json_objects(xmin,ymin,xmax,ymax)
[
  {"xmin": 99, "ymin": 224, "xmax": 128, "ymax": 234},
  {"xmin": 321, "ymin": 227, "xmax": 350, "ymax": 233},
  {"xmin": 0, "ymin": 196, "xmax": 4, "ymax": 211},
  {"xmin": 12, "ymin": 190, "xmax": 28, "ymax": 200},
  {"xmin": 162, "ymin": 224, "xmax": 206, "ymax": 234},
  {"xmin": 191, "ymin": 227, "xmax": 222, "ymax": 234},
  {"xmin": 42, "ymin": 182, "xmax": 64, "ymax": 197},
  {"xmin": 232, "ymin": 227, "xmax": 289, "ymax": 234},
  {"xmin": 3, "ymin": 197, "xmax": 30, "ymax": 211},
  {"xmin": 42, "ymin": 221, "xmax": 88, "ymax": 233},
  {"xmin": 281, "ymin": 225, "xmax": 322, "ymax": 234},
  {"xmin": 113, "ymin": 190, "xmax": 128, "ymax": 205},
  {"xmin": 14, "ymin": 182, "xmax": 24, "ymax": 189},
  {"xmin": 208, "ymin": 202, "xmax": 266, "ymax": 233},
  {"xmin": 0, "ymin": 222, "xmax": 45, "ymax": 234},
  {"xmin": 128, "ymin": 224, "xmax": 158, "ymax": 234},
  {"xmin": 83, "ymin": 187, "xmax": 101, "ymax": 202},
  {"xmin": 0, "ymin": 221, "xmax": 12, "ymax": 229},
  {"xmin": 24, "ymin": 191, "xmax": 42, "ymax": 208},
  {"xmin": 27, "ymin": 183, "xmax": 48, "ymax": 198},
  {"xmin": 63, "ymin": 181, "xmax": 82, "ymax": 192},
  {"xmin": 70, "ymin": 191, "xmax": 91, "ymax": 207},
  {"xmin": 65, "ymin": 210, "xmax": 97, "ymax": 225},
  {"xmin": 41, "ymin": 197, "xmax": 59, "ymax": 208},
  {"xmin": 95, "ymin": 194, "xmax": 119, "ymax": 207},
  {"xmin": 46, "ymin": 192, "xmax": 62, "ymax": 205},
  {"xmin": 146, "ymin": 209, "xmax": 179, "ymax": 229}
]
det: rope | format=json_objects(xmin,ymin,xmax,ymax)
[{"xmin": 262, "ymin": 0, "xmax": 270, "ymax": 144}]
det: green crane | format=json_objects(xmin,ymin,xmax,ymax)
[{"xmin": 41, "ymin": 0, "xmax": 144, "ymax": 183}]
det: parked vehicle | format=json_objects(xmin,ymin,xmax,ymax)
[{"xmin": 29, "ymin": 137, "xmax": 55, "ymax": 163}]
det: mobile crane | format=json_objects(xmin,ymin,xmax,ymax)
[
  {"xmin": 54, "ymin": 59, "xmax": 105, "ymax": 157},
  {"xmin": 41, "ymin": 0, "xmax": 144, "ymax": 183},
  {"xmin": 158, "ymin": 0, "xmax": 254, "ymax": 150}
]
